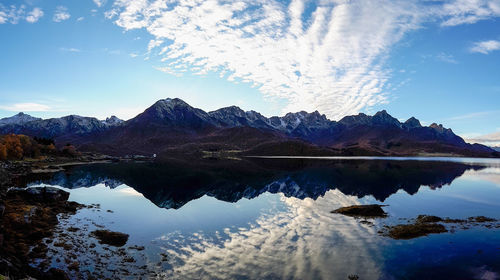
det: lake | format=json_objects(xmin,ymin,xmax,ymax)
[{"xmin": 27, "ymin": 157, "xmax": 500, "ymax": 279}]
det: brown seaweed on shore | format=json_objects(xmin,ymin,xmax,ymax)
[{"xmin": 0, "ymin": 187, "xmax": 84, "ymax": 278}]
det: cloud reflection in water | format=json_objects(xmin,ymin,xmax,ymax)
[{"xmin": 160, "ymin": 190, "xmax": 382, "ymax": 280}]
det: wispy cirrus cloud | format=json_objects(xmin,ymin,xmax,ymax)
[
  {"xmin": 439, "ymin": 0, "xmax": 500, "ymax": 26},
  {"xmin": 436, "ymin": 52, "xmax": 459, "ymax": 64},
  {"xmin": 0, "ymin": 102, "xmax": 51, "ymax": 112},
  {"xmin": 59, "ymin": 47, "xmax": 81, "ymax": 53},
  {"xmin": 53, "ymin": 6, "xmax": 70, "ymax": 22},
  {"xmin": 447, "ymin": 110, "xmax": 500, "ymax": 121},
  {"xmin": 105, "ymin": 0, "xmax": 500, "ymax": 119},
  {"xmin": 106, "ymin": 0, "xmax": 424, "ymax": 119},
  {"xmin": 470, "ymin": 40, "xmax": 500, "ymax": 54}
]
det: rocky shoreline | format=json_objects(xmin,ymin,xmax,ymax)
[
  {"xmin": 0, "ymin": 154, "xmax": 139, "ymax": 279},
  {"xmin": 0, "ymin": 186, "xmax": 83, "ymax": 279}
]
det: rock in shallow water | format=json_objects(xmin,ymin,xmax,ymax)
[
  {"xmin": 7, "ymin": 186, "xmax": 69, "ymax": 203},
  {"xmin": 90, "ymin": 230, "xmax": 129, "ymax": 247},
  {"xmin": 380, "ymin": 215, "xmax": 498, "ymax": 239},
  {"xmin": 331, "ymin": 204, "xmax": 388, "ymax": 218},
  {"xmin": 384, "ymin": 223, "xmax": 448, "ymax": 239}
]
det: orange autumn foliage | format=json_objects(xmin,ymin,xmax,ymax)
[{"xmin": 0, "ymin": 134, "xmax": 57, "ymax": 160}]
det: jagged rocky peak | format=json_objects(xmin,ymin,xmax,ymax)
[
  {"xmin": 245, "ymin": 110, "xmax": 267, "ymax": 121},
  {"xmin": 338, "ymin": 113, "xmax": 372, "ymax": 126},
  {"xmin": 103, "ymin": 116, "xmax": 124, "ymax": 126},
  {"xmin": 283, "ymin": 111, "xmax": 307, "ymax": 119},
  {"xmin": 404, "ymin": 117, "xmax": 422, "ymax": 129},
  {"xmin": 429, "ymin": 123, "xmax": 452, "ymax": 134},
  {"xmin": 372, "ymin": 110, "xmax": 401, "ymax": 127},
  {"xmin": 164, "ymin": 97, "xmax": 188, "ymax": 104},
  {"xmin": 147, "ymin": 98, "xmax": 199, "ymax": 117},
  {"xmin": 136, "ymin": 97, "xmax": 214, "ymax": 128},
  {"xmin": 58, "ymin": 115, "xmax": 107, "ymax": 129},
  {"xmin": 62, "ymin": 114, "xmax": 84, "ymax": 120},
  {"xmin": 209, "ymin": 106, "xmax": 250, "ymax": 127},
  {"xmin": 0, "ymin": 112, "xmax": 42, "ymax": 126},
  {"xmin": 153, "ymin": 98, "xmax": 191, "ymax": 110},
  {"xmin": 209, "ymin": 106, "xmax": 246, "ymax": 117},
  {"xmin": 15, "ymin": 112, "xmax": 29, "ymax": 117},
  {"xmin": 281, "ymin": 111, "xmax": 308, "ymax": 129},
  {"xmin": 296, "ymin": 111, "xmax": 331, "ymax": 128},
  {"xmin": 268, "ymin": 116, "xmax": 284, "ymax": 128}
]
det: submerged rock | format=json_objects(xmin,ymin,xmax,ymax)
[
  {"xmin": 384, "ymin": 223, "xmax": 448, "ymax": 239},
  {"xmin": 469, "ymin": 216, "xmax": 496, "ymax": 223},
  {"xmin": 331, "ymin": 204, "xmax": 387, "ymax": 218},
  {"xmin": 90, "ymin": 230, "xmax": 129, "ymax": 247},
  {"xmin": 381, "ymin": 214, "xmax": 498, "ymax": 240},
  {"xmin": 415, "ymin": 215, "xmax": 443, "ymax": 223}
]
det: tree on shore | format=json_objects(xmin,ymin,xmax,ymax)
[{"xmin": 0, "ymin": 134, "xmax": 58, "ymax": 160}]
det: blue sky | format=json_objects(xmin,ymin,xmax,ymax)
[{"xmin": 0, "ymin": 0, "xmax": 499, "ymax": 145}]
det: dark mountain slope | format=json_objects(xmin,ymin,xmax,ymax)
[
  {"xmin": 0, "ymin": 98, "xmax": 496, "ymax": 157},
  {"xmin": 0, "ymin": 112, "xmax": 41, "ymax": 126}
]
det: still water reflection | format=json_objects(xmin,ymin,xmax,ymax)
[{"xmin": 29, "ymin": 158, "xmax": 500, "ymax": 279}]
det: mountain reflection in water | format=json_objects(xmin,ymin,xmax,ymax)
[
  {"xmin": 24, "ymin": 158, "xmax": 500, "ymax": 280},
  {"xmin": 28, "ymin": 158, "xmax": 483, "ymax": 209}
]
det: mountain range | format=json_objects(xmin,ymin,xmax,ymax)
[{"xmin": 0, "ymin": 98, "xmax": 497, "ymax": 158}]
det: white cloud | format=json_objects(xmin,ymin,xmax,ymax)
[
  {"xmin": 439, "ymin": 0, "xmax": 500, "ymax": 26},
  {"xmin": 447, "ymin": 110, "xmax": 500, "ymax": 121},
  {"xmin": 60, "ymin": 47, "xmax": 81, "ymax": 53},
  {"xmin": 93, "ymin": 0, "xmax": 107, "ymax": 7},
  {"xmin": 0, "ymin": 103, "xmax": 51, "ymax": 112},
  {"xmin": 77, "ymin": 16, "xmax": 85, "ymax": 22},
  {"xmin": 147, "ymin": 39, "xmax": 163, "ymax": 52},
  {"xmin": 467, "ymin": 131, "xmax": 500, "ymax": 146},
  {"xmin": 53, "ymin": 6, "xmax": 70, "ymax": 22},
  {"xmin": 0, "ymin": 4, "xmax": 26, "ymax": 24},
  {"xmin": 26, "ymin": 7, "xmax": 43, "ymax": 23},
  {"xmin": 0, "ymin": 11, "xmax": 6, "ymax": 24},
  {"xmin": 470, "ymin": 39, "xmax": 500, "ymax": 54},
  {"xmin": 436, "ymin": 52, "xmax": 459, "ymax": 64},
  {"xmin": 106, "ymin": 0, "xmax": 500, "ymax": 119},
  {"xmin": 129, "ymin": 53, "xmax": 138, "ymax": 58},
  {"xmin": 158, "ymin": 190, "xmax": 382, "ymax": 279}
]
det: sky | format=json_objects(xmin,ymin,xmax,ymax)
[{"xmin": 0, "ymin": 0, "xmax": 499, "ymax": 145}]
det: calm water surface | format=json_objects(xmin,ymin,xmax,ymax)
[{"xmin": 28, "ymin": 157, "xmax": 500, "ymax": 279}]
